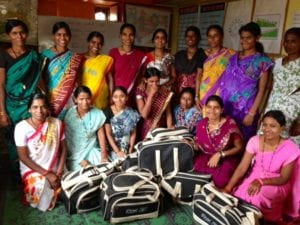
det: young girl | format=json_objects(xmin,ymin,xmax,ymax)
[
  {"xmin": 104, "ymin": 86, "xmax": 140, "ymax": 158},
  {"xmin": 136, "ymin": 67, "xmax": 173, "ymax": 140},
  {"xmin": 174, "ymin": 87, "xmax": 202, "ymax": 135},
  {"xmin": 64, "ymin": 86, "xmax": 107, "ymax": 171}
]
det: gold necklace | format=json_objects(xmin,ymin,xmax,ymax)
[
  {"xmin": 261, "ymin": 137, "xmax": 281, "ymax": 173},
  {"xmin": 11, "ymin": 47, "xmax": 25, "ymax": 58}
]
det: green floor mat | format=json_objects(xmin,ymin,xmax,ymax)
[{"xmin": 3, "ymin": 188, "xmax": 195, "ymax": 225}]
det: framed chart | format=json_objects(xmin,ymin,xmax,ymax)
[{"xmin": 125, "ymin": 4, "xmax": 172, "ymax": 47}]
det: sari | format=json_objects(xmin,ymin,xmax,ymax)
[
  {"xmin": 109, "ymin": 48, "xmax": 146, "ymax": 93},
  {"xmin": 64, "ymin": 106, "xmax": 106, "ymax": 171},
  {"xmin": 42, "ymin": 49, "xmax": 83, "ymax": 119},
  {"xmin": 174, "ymin": 105, "xmax": 202, "ymax": 135},
  {"xmin": 145, "ymin": 52, "xmax": 174, "ymax": 85},
  {"xmin": 81, "ymin": 55, "xmax": 113, "ymax": 109},
  {"xmin": 1, "ymin": 49, "xmax": 41, "ymax": 170},
  {"xmin": 174, "ymin": 48, "xmax": 206, "ymax": 92},
  {"xmin": 136, "ymin": 87, "xmax": 173, "ymax": 140},
  {"xmin": 14, "ymin": 117, "xmax": 64, "ymax": 211},
  {"xmin": 233, "ymin": 136, "xmax": 300, "ymax": 221},
  {"xmin": 194, "ymin": 116, "xmax": 242, "ymax": 188},
  {"xmin": 105, "ymin": 107, "xmax": 140, "ymax": 153},
  {"xmin": 264, "ymin": 58, "xmax": 300, "ymax": 139},
  {"xmin": 216, "ymin": 52, "xmax": 273, "ymax": 141},
  {"xmin": 199, "ymin": 48, "xmax": 235, "ymax": 105}
]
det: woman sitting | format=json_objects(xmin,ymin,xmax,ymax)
[
  {"xmin": 64, "ymin": 86, "xmax": 107, "ymax": 171},
  {"xmin": 15, "ymin": 93, "xmax": 67, "ymax": 211},
  {"xmin": 136, "ymin": 67, "xmax": 173, "ymax": 140},
  {"xmin": 174, "ymin": 87, "xmax": 202, "ymax": 135},
  {"xmin": 104, "ymin": 86, "xmax": 140, "ymax": 158},
  {"xmin": 194, "ymin": 95, "xmax": 243, "ymax": 188},
  {"xmin": 223, "ymin": 110, "xmax": 300, "ymax": 222}
]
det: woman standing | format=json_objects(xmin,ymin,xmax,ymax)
[
  {"xmin": 109, "ymin": 23, "xmax": 146, "ymax": 96},
  {"xmin": 194, "ymin": 95, "xmax": 243, "ymax": 188},
  {"xmin": 264, "ymin": 28, "xmax": 300, "ymax": 140},
  {"xmin": 145, "ymin": 28, "xmax": 175, "ymax": 88},
  {"xmin": 136, "ymin": 67, "xmax": 173, "ymax": 140},
  {"xmin": 64, "ymin": 86, "xmax": 107, "ymax": 171},
  {"xmin": 0, "ymin": 19, "xmax": 42, "ymax": 172},
  {"xmin": 15, "ymin": 93, "xmax": 67, "ymax": 211},
  {"xmin": 42, "ymin": 21, "xmax": 83, "ymax": 119},
  {"xmin": 198, "ymin": 25, "xmax": 235, "ymax": 106},
  {"xmin": 104, "ymin": 86, "xmax": 140, "ymax": 157},
  {"xmin": 175, "ymin": 26, "xmax": 206, "ymax": 93},
  {"xmin": 174, "ymin": 87, "xmax": 202, "ymax": 135},
  {"xmin": 81, "ymin": 31, "xmax": 113, "ymax": 109},
  {"xmin": 223, "ymin": 110, "xmax": 300, "ymax": 222},
  {"xmin": 217, "ymin": 22, "xmax": 273, "ymax": 141}
]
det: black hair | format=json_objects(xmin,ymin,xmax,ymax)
[
  {"xmin": 206, "ymin": 24, "xmax": 224, "ymax": 37},
  {"xmin": 285, "ymin": 27, "xmax": 300, "ymax": 39},
  {"xmin": 179, "ymin": 87, "xmax": 196, "ymax": 100},
  {"xmin": 239, "ymin": 22, "xmax": 264, "ymax": 53},
  {"xmin": 185, "ymin": 26, "xmax": 201, "ymax": 41},
  {"xmin": 87, "ymin": 31, "xmax": 104, "ymax": 45},
  {"xmin": 152, "ymin": 28, "xmax": 168, "ymax": 42},
  {"xmin": 112, "ymin": 86, "xmax": 128, "ymax": 95},
  {"xmin": 52, "ymin": 21, "xmax": 72, "ymax": 37},
  {"xmin": 262, "ymin": 110, "xmax": 286, "ymax": 127},
  {"xmin": 120, "ymin": 23, "xmax": 136, "ymax": 36},
  {"xmin": 205, "ymin": 95, "xmax": 224, "ymax": 108},
  {"xmin": 144, "ymin": 67, "xmax": 161, "ymax": 79},
  {"xmin": 74, "ymin": 85, "xmax": 92, "ymax": 98},
  {"xmin": 28, "ymin": 92, "xmax": 50, "ymax": 109},
  {"xmin": 5, "ymin": 19, "xmax": 28, "ymax": 34}
]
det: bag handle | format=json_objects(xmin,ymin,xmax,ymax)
[{"xmin": 202, "ymin": 183, "xmax": 238, "ymax": 206}]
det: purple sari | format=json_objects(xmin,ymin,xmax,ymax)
[
  {"xmin": 217, "ymin": 52, "xmax": 273, "ymax": 141},
  {"xmin": 194, "ymin": 116, "xmax": 242, "ymax": 188}
]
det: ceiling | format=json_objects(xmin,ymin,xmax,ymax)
[{"xmin": 92, "ymin": 0, "xmax": 239, "ymax": 7}]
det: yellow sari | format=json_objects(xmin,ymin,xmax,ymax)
[
  {"xmin": 81, "ymin": 55, "xmax": 113, "ymax": 109},
  {"xmin": 199, "ymin": 48, "xmax": 235, "ymax": 106}
]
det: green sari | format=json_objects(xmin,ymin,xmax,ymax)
[
  {"xmin": 6, "ymin": 50, "xmax": 41, "ymax": 124},
  {"xmin": 5, "ymin": 50, "xmax": 41, "ymax": 169}
]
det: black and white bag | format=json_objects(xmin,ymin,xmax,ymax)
[
  {"xmin": 121, "ymin": 152, "xmax": 138, "ymax": 171},
  {"xmin": 100, "ymin": 169, "xmax": 161, "ymax": 224},
  {"xmin": 193, "ymin": 183, "xmax": 262, "ymax": 225},
  {"xmin": 60, "ymin": 162, "xmax": 117, "ymax": 214},
  {"xmin": 136, "ymin": 136, "xmax": 194, "ymax": 176},
  {"xmin": 161, "ymin": 172, "xmax": 211, "ymax": 205},
  {"xmin": 148, "ymin": 127, "xmax": 193, "ymax": 139}
]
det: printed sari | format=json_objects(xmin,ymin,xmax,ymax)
[
  {"xmin": 81, "ymin": 55, "xmax": 113, "ymax": 109},
  {"xmin": 216, "ymin": 52, "xmax": 273, "ymax": 141},
  {"xmin": 136, "ymin": 87, "xmax": 173, "ymax": 139},
  {"xmin": 42, "ymin": 49, "xmax": 83, "ymax": 119},
  {"xmin": 199, "ymin": 48, "xmax": 235, "ymax": 105},
  {"xmin": 109, "ymin": 107, "xmax": 140, "ymax": 153},
  {"xmin": 194, "ymin": 116, "xmax": 242, "ymax": 188},
  {"xmin": 19, "ymin": 117, "xmax": 64, "ymax": 211},
  {"xmin": 174, "ymin": 105, "xmax": 202, "ymax": 135}
]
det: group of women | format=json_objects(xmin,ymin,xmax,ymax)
[{"xmin": 0, "ymin": 18, "xmax": 299, "ymax": 223}]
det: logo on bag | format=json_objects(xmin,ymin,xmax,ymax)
[{"xmin": 125, "ymin": 207, "xmax": 147, "ymax": 215}]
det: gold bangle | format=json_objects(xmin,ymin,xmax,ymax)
[{"xmin": 0, "ymin": 112, "xmax": 7, "ymax": 116}]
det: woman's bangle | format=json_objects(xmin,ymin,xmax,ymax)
[
  {"xmin": 0, "ymin": 111, "xmax": 7, "ymax": 116},
  {"xmin": 257, "ymin": 178, "xmax": 264, "ymax": 186},
  {"xmin": 220, "ymin": 151, "xmax": 225, "ymax": 158}
]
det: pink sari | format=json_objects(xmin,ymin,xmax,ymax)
[
  {"xmin": 21, "ymin": 117, "xmax": 64, "ymax": 211},
  {"xmin": 194, "ymin": 116, "xmax": 242, "ymax": 188}
]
